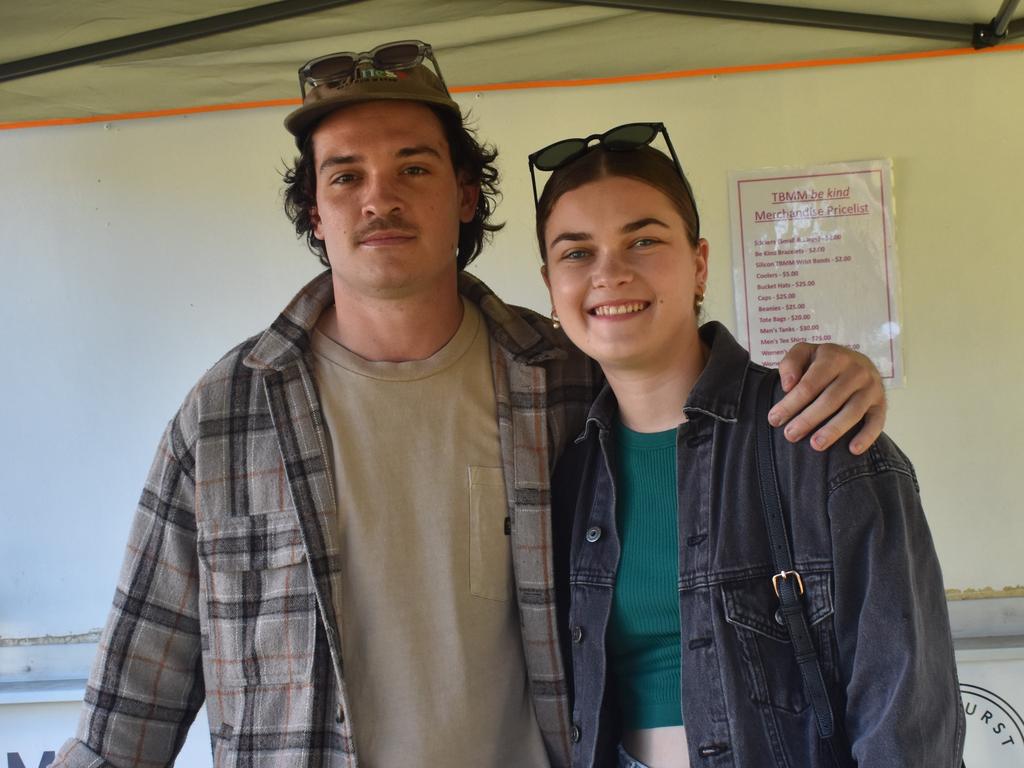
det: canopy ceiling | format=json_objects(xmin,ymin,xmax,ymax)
[{"xmin": 2, "ymin": 0, "xmax": 1022, "ymax": 126}]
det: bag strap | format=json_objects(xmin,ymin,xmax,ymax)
[
  {"xmin": 754, "ymin": 373, "xmax": 967, "ymax": 768},
  {"xmin": 754, "ymin": 372, "xmax": 848, "ymax": 763}
]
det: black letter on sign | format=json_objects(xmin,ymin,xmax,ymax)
[{"xmin": 6, "ymin": 752, "xmax": 56, "ymax": 768}]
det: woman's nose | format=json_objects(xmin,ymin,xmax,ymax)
[{"xmin": 591, "ymin": 253, "xmax": 633, "ymax": 288}]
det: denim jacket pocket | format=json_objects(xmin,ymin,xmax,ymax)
[
  {"xmin": 722, "ymin": 572, "xmax": 835, "ymax": 713},
  {"xmin": 198, "ymin": 511, "xmax": 317, "ymax": 686}
]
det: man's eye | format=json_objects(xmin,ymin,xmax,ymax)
[
  {"xmin": 331, "ymin": 173, "xmax": 357, "ymax": 185},
  {"xmin": 561, "ymin": 249, "xmax": 589, "ymax": 261},
  {"xmin": 403, "ymin": 166, "xmax": 428, "ymax": 176}
]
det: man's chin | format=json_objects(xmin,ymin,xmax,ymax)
[{"xmin": 330, "ymin": 269, "xmax": 458, "ymax": 303}]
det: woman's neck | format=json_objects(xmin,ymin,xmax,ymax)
[{"xmin": 603, "ymin": 337, "xmax": 707, "ymax": 433}]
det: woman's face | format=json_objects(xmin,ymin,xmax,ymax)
[{"xmin": 542, "ymin": 175, "xmax": 708, "ymax": 374}]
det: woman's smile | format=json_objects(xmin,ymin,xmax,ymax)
[{"xmin": 589, "ymin": 300, "xmax": 652, "ymax": 317}]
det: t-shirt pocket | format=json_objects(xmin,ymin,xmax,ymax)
[{"xmin": 468, "ymin": 465, "xmax": 513, "ymax": 602}]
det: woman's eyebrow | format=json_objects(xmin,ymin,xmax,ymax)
[
  {"xmin": 549, "ymin": 230, "xmax": 591, "ymax": 248},
  {"xmin": 622, "ymin": 217, "xmax": 670, "ymax": 233}
]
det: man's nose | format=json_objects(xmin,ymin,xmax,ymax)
[{"xmin": 361, "ymin": 173, "xmax": 403, "ymax": 217}]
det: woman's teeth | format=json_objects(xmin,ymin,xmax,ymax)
[{"xmin": 592, "ymin": 302, "xmax": 647, "ymax": 316}]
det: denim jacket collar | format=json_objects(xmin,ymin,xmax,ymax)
[
  {"xmin": 575, "ymin": 321, "xmax": 752, "ymax": 442},
  {"xmin": 244, "ymin": 269, "xmax": 569, "ymax": 371}
]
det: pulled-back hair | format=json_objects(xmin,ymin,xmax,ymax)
[
  {"xmin": 535, "ymin": 145, "xmax": 700, "ymax": 261},
  {"xmin": 283, "ymin": 106, "xmax": 502, "ymax": 270}
]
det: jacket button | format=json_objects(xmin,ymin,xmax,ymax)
[
  {"xmin": 572, "ymin": 625, "xmax": 584, "ymax": 643},
  {"xmin": 571, "ymin": 724, "xmax": 581, "ymax": 743},
  {"xmin": 336, "ymin": 705, "xmax": 346, "ymax": 724},
  {"xmin": 585, "ymin": 526, "xmax": 602, "ymax": 543}
]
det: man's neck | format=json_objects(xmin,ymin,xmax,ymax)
[{"xmin": 318, "ymin": 276, "xmax": 465, "ymax": 362}]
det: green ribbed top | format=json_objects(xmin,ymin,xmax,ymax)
[{"xmin": 607, "ymin": 421, "xmax": 684, "ymax": 729}]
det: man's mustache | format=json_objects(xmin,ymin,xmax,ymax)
[{"xmin": 352, "ymin": 215, "xmax": 418, "ymax": 244}]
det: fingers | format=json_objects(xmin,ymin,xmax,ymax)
[
  {"xmin": 775, "ymin": 342, "xmax": 814, "ymax": 393},
  {"xmin": 768, "ymin": 343, "xmax": 886, "ymax": 453},
  {"xmin": 847, "ymin": 402, "xmax": 887, "ymax": 455},
  {"xmin": 801, "ymin": 391, "xmax": 887, "ymax": 454},
  {"xmin": 768, "ymin": 343, "xmax": 857, "ymax": 430}
]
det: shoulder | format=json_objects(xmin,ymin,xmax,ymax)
[
  {"xmin": 826, "ymin": 432, "xmax": 920, "ymax": 496},
  {"xmin": 170, "ymin": 332, "xmax": 267, "ymax": 445},
  {"xmin": 747, "ymin": 367, "xmax": 917, "ymax": 494},
  {"xmin": 481, "ymin": 299, "xmax": 599, "ymax": 399}
]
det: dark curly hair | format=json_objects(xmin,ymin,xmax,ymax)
[{"xmin": 283, "ymin": 105, "xmax": 502, "ymax": 271}]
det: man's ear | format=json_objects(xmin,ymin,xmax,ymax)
[
  {"xmin": 311, "ymin": 206, "xmax": 323, "ymax": 240},
  {"xmin": 458, "ymin": 180, "xmax": 480, "ymax": 224}
]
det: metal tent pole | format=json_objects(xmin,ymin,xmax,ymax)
[
  {"xmin": 558, "ymin": 0, "xmax": 972, "ymax": 42},
  {"xmin": 0, "ymin": 0, "xmax": 362, "ymax": 84}
]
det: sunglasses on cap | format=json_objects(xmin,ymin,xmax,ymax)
[
  {"xmin": 528, "ymin": 122, "xmax": 700, "ymax": 238},
  {"xmin": 298, "ymin": 40, "xmax": 449, "ymax": 98}
]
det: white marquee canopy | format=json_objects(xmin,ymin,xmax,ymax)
[{"xmin": 2, "ymin": 0, "xmax": 1021, "ymax": 126}]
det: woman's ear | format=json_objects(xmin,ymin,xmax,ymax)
[{"xmin": 695, "ymin": 238, "xmax": 710, "ymax": 287}]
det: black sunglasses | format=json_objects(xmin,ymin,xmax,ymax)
[
  {"xmin": 528, "ymin": 122, "xmax": 699, "ymax": 238},
  {"xmin": 298, "ymin": 40, "xmax": 448, "ymax": 98}
]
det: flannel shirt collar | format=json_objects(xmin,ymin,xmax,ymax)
[
  {"xmin": 576, "ymin": 321, "xmax": 751, "ymax": 442},
  {"xmin": 244, "ymin": 269, "xmax": 568, "ymax": 371}
]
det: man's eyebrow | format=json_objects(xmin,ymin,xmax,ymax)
[
  {"xmin": 396, "ymin": 145, "xmax": 444, "ymax": 160},
  {"xmin": 317, "ymin": 145, "xmax": 444, "ymax": 175},
  {"xmin": 319, "ymin": 154, "xmax": 359, "ymax": 174}
]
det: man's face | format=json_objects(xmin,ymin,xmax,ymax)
[{"xmin": 310, "ymin": 101, "xmax": 478, "ymax": 302}]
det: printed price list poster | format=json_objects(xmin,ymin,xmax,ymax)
[{"xmin": 729, "ymin": 159, "xmax": 903, "ymax": 385}]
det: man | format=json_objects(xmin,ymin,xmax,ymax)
[{"xmin": 54, "ymin": 41, "xmax": 885, "ymax": 767}]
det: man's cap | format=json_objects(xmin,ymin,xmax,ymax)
[{"xmin": 284, "ymin": 63, "xmax": 461, "ymax": 143}]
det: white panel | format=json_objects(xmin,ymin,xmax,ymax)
[{"xmin": 1, "ymin": 41, "xmax": 1020, "ymax": 694}]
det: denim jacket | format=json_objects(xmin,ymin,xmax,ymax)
[{"xmin": 552, "ymin": 322, "xmax": 965, "ymax": 768}]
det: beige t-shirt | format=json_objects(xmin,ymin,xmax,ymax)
[{"xmin": 310, "ymin": 300, "xmax": 549, "ymax": 767}]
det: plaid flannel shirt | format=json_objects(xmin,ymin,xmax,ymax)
[{"xmin": 53, "ymin": 270, "xmax": 597, "ymax": 768}]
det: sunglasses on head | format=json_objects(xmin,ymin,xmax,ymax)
[
  {"xmin": 528, "ymin": 122, "xmax": 700, "ymax": 238},
  {"xmin": 298, "ymin": 40, "xmax": 448, "ymax": 98}
]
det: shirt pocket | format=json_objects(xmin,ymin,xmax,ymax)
[
  {"xmin": 198, "ymin": 511, "xmax": 317, "ymax": 686},
  {"xmin": 468, "ymin": 466, "xmax": 513, "ymax": 602},
  {"xmin": 721, "ymin": 572, "xmax": 835, "ymax": 714}
]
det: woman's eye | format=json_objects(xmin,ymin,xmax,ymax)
[{"xmin": 632, "ymin": 237, "xmax": 659, "ymax": 248}]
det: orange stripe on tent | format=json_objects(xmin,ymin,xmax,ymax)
[
  {"xmin": 0, "ymin": 98, "xmax": 301, "ymax": 130},
  {"xmin": 454, "ymin": 42, "xmax": 1024, "ymax": 92},
  {"xmin": 2, "ymin": 42, "xmax": 1022, "ymax": 132}
]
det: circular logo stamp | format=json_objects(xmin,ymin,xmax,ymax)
[{"xmin": 962, "ymin": 683, "xmax": 1024, "ymax": 766}]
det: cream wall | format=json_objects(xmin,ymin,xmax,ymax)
[{"xmin": 1, "ymin": 47, "xmax": 1021, "ymax": 665}]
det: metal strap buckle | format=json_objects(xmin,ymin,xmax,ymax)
[{"xmin": 772, "ymin": 569, "xmax": 805, "ymax": 598}]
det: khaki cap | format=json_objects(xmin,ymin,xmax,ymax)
[{"xmin": 284, "ymin": 63, "xmax": 460, "ymax": 142}]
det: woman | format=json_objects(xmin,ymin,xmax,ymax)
[{"xmin": 534, "ymin": 124, "xmax": 966, "ymax": 768}]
